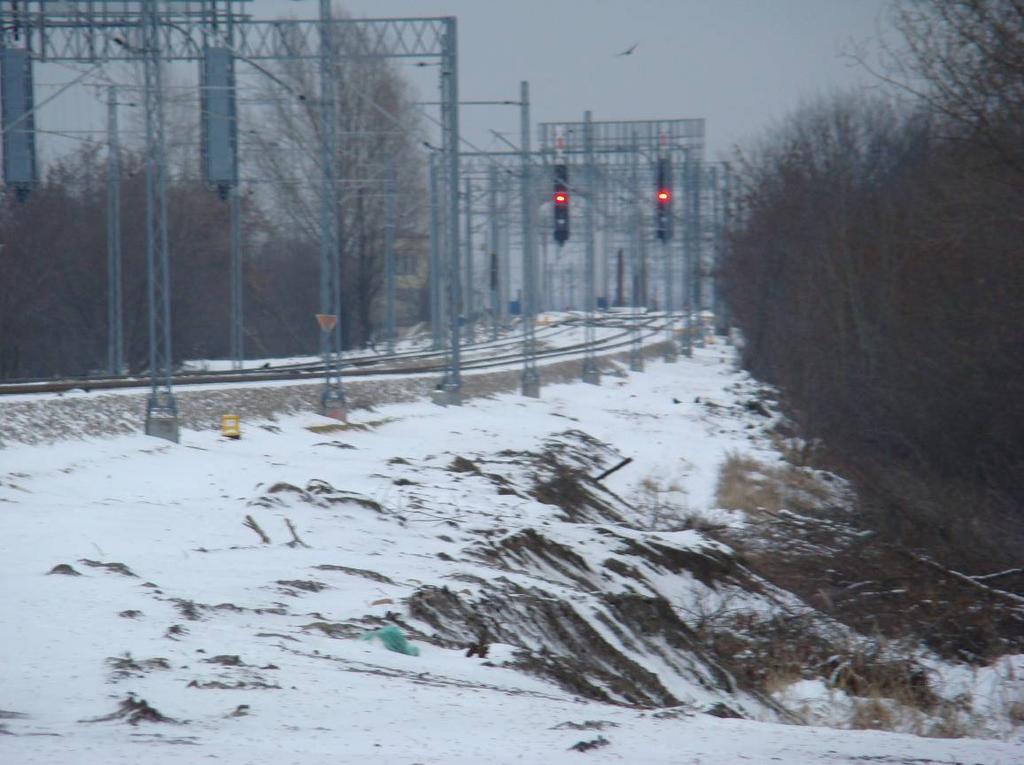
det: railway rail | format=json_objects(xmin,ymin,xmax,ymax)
[{"xmin": 0, "ymin": 313, "xmax": 681, "ymax": 397}]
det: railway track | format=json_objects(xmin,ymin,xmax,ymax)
[{"xmin": 0, "ymin": 313, "xmax": 678, "ymax": 397}]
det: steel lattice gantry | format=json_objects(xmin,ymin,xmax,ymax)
[
  {"xmin": 2, "ymin": 6, "xmax": 452, "ymax": 62},
  {"xmin": 0, "ymin": 2, "xmax": 462, "ymax": 434},
  {"xmin": 453, "ymin": 152, "xmax": 518, "ymax": 345},
  {"xmin": 537, "ymin": 118, "xmax": 706, "ymax": 369}
]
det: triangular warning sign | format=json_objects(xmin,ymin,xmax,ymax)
[{"xmin": 316, "ymin": 313, "xmax": 338, "ymax": 332}]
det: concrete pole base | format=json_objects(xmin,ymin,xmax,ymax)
[
  {"xmin": 322, "ymin": 405, "xmax": 347, "ymax": 422},
  {"xmin": 582, "ymin": 365, "xmax": 601, "ymax": 386},
  {"xmin": 521, "ymin": 373, "xmax": 541, "ymax": 399},
  {"xmin": 630, "ymin": 354, "xmax": 645, "ymax": 372},
  {"xmin": 431, "ymin": 384, "xmax": 462, "ymax": 407},
  {"xmin": 145, "ymin": 393, "xmax": 179, "ymax": 443},
  {"xmin": 321, "ymin": 387, "xmax": 348, "ymax": 422},
  {"xmin": 144, "ymin": 412, "xmax": 179, "ymax": 443}
]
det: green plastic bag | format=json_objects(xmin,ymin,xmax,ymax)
[{"xmin": 360, "ymin": 625, "xmax": 420, "ymax": 656}]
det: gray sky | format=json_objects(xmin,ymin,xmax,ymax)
[
  {"xmin": 305, "ymin": 0, "xmax": 896, "ymax": 159},
  {"xmin": 35, "ymin": 0, "xmax": 895, "ymax": 164}
]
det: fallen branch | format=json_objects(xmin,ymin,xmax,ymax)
[
  {"xmin": 971, "ymin": 567, "xmax": 1024, "ymax": 583},
  {"xmin": 284, "ymin": 518, "xmax": 310, "ymax": 548},
  {"xmin": 593, "ymin": 457, "xmax": 633, "ymax": 482},
  {"xmin": 243, "ymin": 515, "xmax": 271, "ymax": 545},
  {"xmin": 898, "ymin": 548, "xmax": 1024, "ymax": 608}
]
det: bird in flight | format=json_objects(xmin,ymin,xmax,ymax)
[{"xmin": 616, "ymin": 42, "xmax": 639, "ymax": 57}]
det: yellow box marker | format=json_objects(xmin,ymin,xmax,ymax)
[{"xmin": 220, "ymin": 414, "xmax": 241, "ymax": 439}]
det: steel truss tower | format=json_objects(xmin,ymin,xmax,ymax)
[
  {"xmin": 0, "ymin": 2, "xmax": 462, "ymax": 430},
  {"xmin": 538, "ymin": 118, "xmax": 705, "ymax": 377}
]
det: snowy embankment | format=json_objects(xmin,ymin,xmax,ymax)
[
  {"xmin": 1, "ymin": 346, "xmax": 1021, "ymax": 764},
  {"xmin": 0, "ymin": 321, "xmax": 635, "ymax": 445}
]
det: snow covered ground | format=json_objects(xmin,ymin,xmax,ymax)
[{"xmin": 1, "ymin": 346, "xmax": 1021, "ymax": 763}]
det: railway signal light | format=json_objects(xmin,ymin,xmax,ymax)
[
  {"xmin": 553, "ymin": 163, "xmax": 569, "ymax": 245},
  {"xmin": 655, "ymin": 158, "xmax": 673, "ymax": 241}
]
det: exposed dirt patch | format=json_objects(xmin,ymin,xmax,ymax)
[
  {"xmin": 612, "ymin": 535, "xmax": 761, "ymax": 592},
  {"xmin": 521, "ymin": 431, "xmax": 630, "ymax": 523},
  {"xmin": 448, "ymin": 456, "xmax": 482, "ymax": 474},
  {"xmin": 171, "ymin": 599, "xmax": 203, "ymax": 621},
  {"xmin": 81, "ymin": 695, "xmax": 181, "ymax": 726},
  {"xmin": 301, "ymin": 621, "xmax": 360, "ymax": 639},
  {"xmin": 551, "ymin": 720, "xmax": 619, "ymax": 731},
  {"xmin": 567, "ymin": 735, "xmax": 610, "ymax": 752},
  {"xmin": 106, "ymin": 655, "xmax": 170, "ymax": 682},
  {"xmin": 469, "ymin": 527, "xmax": 595, "ymax": 589},
  {"xmin": 47, "ymin": 563, "xmax": 81, "ymax": 576},
  {"xmin": 267, "ymin": 482, "xmax": 310, "ymax": 496},
  {"xmin": 276, "ymin": 579, "xmax": 328, "ymax": 593},
  {"xmin": 203, "ymin": 655, "xmax": 247, "ymax": 667},
  {"xmin": 408, "ymin": 581, "xmax": 729, "ymax": 708},
  {"xmin": 186, "ymin": 679, "xmax": 280, "ymax": 690},
  {"xmin": 79, "ymin": 559, "xmax": 137, "ymax": 577},
  {"xmin": 248, "ymin": 480, "xmax": 384, "ymax": 513},
  {"xmin": 164, "ymin": 624, "xmax": 188, "ymax": 640},
  {"xmin": 529, "ymin": 466, "xmax": 623, "ymax": 524},
  {"xmin": 312, "ymin": 564, "xmax": 395, "ymax": 584}
]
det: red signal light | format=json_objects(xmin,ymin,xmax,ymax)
[
  {"xmin": 657, "ymin": 188, "xmax": 671, "ymax": 203},
  {"xmin": 553, "ymin": 191, "xmax": 568, "ymax": 205}
]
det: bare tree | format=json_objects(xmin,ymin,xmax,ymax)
[
  {"xmin": 722, "ymin": 87, "xmax": 1024, "ymax": 570},
  {"xmin": 883, "ymin": 0, "xmax": 1024, "ymax": 173},
  {"xmin": 243, "ymin": 10, "xmax": 427, "ymax": 349}
]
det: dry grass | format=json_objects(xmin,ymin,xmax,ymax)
[
  {"xmin": 922, "ymin": 703, "xmax": 973, "ymax": 739},
  {"xmin": 761, "ymin": 666, "xmax": 806, "ymax": 696},
  {"xmin": 305, "ymin": 417, "xmax": 395, "ymax": 435},
  {"xmin": 1007, "ymin": 700, "xmax": 1024, "ymax": 725},
  {"xmin": 306, "ymin": 422, "xmax": 371, "ymax": 434},
  {"xmin": 715, "ymin": 452, "xmax": 834, "ymax": 517},
  {"xmin": 636, "ymin": 475, "xmax": 689, "ymax": 530},
  {"xmin": 850, "ymin": 696, "xmax": 896, "ymax": 731}
]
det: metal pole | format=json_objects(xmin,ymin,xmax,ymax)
[
  {"xmin": 599, "ymin": 169, "xmax": 610, "ymax": 311},
  {"xmin": 663, "ymin": 153, "xmax": 677, "ymax": 362},
  {"xmin": 499, "ymin": 168, "xmax": 511, "ymax": 328},
  {"xmin": 616, "ymin": 249, "xmax": 624, "ymax": 307},
  {"xmin": 693, "ymin": 151, "xmax": 705, "ymax": 349},
  {"xmin": 229, "ymin": 182, "xmax": 243, "ymax": 369},
  {"xmin": 541, "ymin": 223, "xmax": 550, "ymax": 312},
  {"xmin": 463, "ymin": 174, "xmax": 474, "ymax": 343},
  {"xmin": 581, "ymin": 110, "xmax": 599, "ymax": 384},
  {"xmin": 682, "ymin": 148, "xmax": 695, "ymax": 357},
  {"xmin": 385, "ymin": 156, "xmax": 397, "ymax": 354},
  {"xmin": 224, "ymin": 16, "xmax": 243, "ymax": 372},
  {"xmin": 106, "ymin": 85, "xmax": 123, "ymax": 377},
  {"xmin": 488, "ymin": 163, "xmax": 499, "ymax": 341},
  {"xmin": 437, "ymin": 17, "xmax": 461, "ymax": 404},
  {"xmin": 520, "ymin": 80, "xmax": 540, "ymax": 397},
  {"xmin": 142, "ymin": 2, "xmax": 178, "ymax": 442},
  {"xmin": 428, "ymin": 151, "xmax": 443, "ymax": 350},
  {"xmin": 629, "ymin": 131, "xmax": 644, "ymax": 371},
  {"xmin": 319, "ymin": 0, "xmax": 345, "ymax": 417}
]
